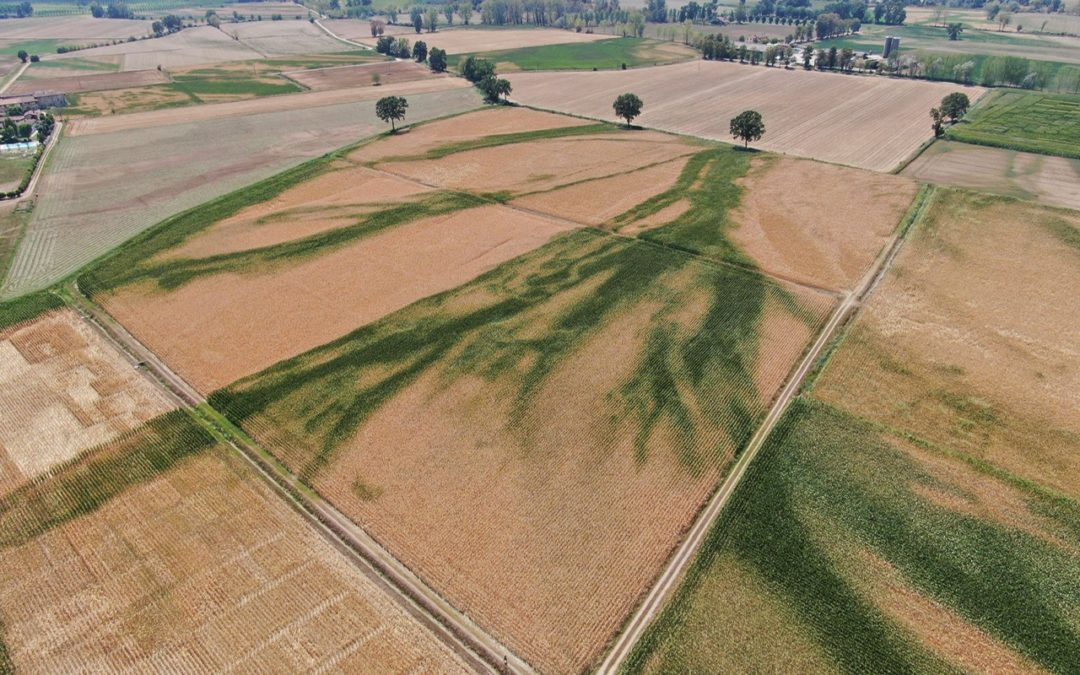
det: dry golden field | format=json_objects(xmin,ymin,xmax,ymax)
[
  {"xmin": 352, "ymin": 26, "xmax": 616, "ymax": 54},
  {"xmin": 507, "ymin": 60, "xmax": 985, "ymax": 171},
  {"xmin": 0, "ymin": 309, "xmax": 174, "ymax": 498}
]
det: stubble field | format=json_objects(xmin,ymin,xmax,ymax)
[
  {"xmin": 48, "ymin": 25, "xmax": 264, "ymax": 72},
  {"xmin": 0, "ymin": 410, "xmax": 470, "ymax": 672},
  {"xmin": 283, "ymin": 60, "xmax": 439, "ymax": 90},
  {"xmin": 353, "ymin": 26, "xmax": 616, "ymax": 54},
  {"xmin": 0, "ymin": 309, "xmax": 174, "ymax": 497},
  {"xmin": 222, "ymin": 20, "xmax": 354, "ymax": 57},
  {"xmin": 6, "ymin": 68, "xmax": 169, "ymax": 95},
  {"xmin": 1, "ymin": 79, "xmax": 479, "ymax": 297},
  {"xmin": 507, "ymin": 60, "xmax": 985, "ymax": 171},
  {"xmin": 627, "ymin": 188, "xmax": 1080, "ymax": 674},
  {"xmin": 903, "ymin": 140, "xmax": 1080, "ymax": 211}
]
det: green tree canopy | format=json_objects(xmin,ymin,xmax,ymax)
[
  {"xmin": 940, "ymin": 92, "xmax": 970, "ymax": 122},
  {"xmin": 730, "ymin": 110, "xmax": 765, "ymax": 148},
  {"xmin": 375, "ymin": 95, "xmax": 408, "ymax": 132},
  {"xmin": 612, "ymin": 93, "xmax": 644, "ymax": 127}
]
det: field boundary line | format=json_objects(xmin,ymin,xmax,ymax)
[
  {"xmin": 596, "ymin": 187, "xmax": 933, "ymax": 673},
  {"xmin": 314, "ymin": 18, "xmax": 373, "ymax": 50},
  {"xmin": 62, "ymin": 281, "xmax": 531, "ymax": 675},
  {"xmin": 0, "ymin": 61, "xmax": 29, "ymax": 95},
  {"xmin": 19, "ymin": 120, "xmax": 62, "ymax": 204}
]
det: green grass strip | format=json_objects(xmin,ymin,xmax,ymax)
[{"xmin": 0, "ymin": 411, "xmax": 216, "ymax": 548}]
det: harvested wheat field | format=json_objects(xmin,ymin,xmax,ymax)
[
  {"xmin": 2, "ymin": 81, "xmax": 480, "ymax": 297},
  {"xmin": 510, "ymin": 156, "xmax": 692, "ymax": 225},
  {"xmin": 815, "ymin": 188, "xmax": 1080, "ymax": 499},
  {"xmin": 0, "ymin": 16, "xmax": 152, "ymax": 41},
  {"xmin": 210, "ymin": 229, "xmax": 836, "ymax": 673},
  {"xmin": 904, "ymin": 141, "xmax": 1080, "ymax": 211},
  {"xmin": 355, "ymin": 27, "xmax": 615, "ymax": 54},
  {"xmin": 105, "ymin": 203, "xmax": 576, "ymax": 392},
  {"xmin": 352, "ymin": 105, "xmax": 592, "ymax": 163},
  {"xmin": 284, "ymin": 60, "xmax": 440, "ymax": 91},
  {"xmin": 379, "ymin": 130, "xmax": 698, "ymax": 194},
  {"xmin": 0, "ymin": 309, "xmax": 174, "ymax": 498},
  {"xmin": 7, "ymin": 68, "xmax": 168, "ymax": 96},
  {"xmin": 0, "ymin": 411, "xmax": 470, "ymax": 673},
  {"xmin": 508, "ymin": 60, "xmax": 984, "ymax": 171},
  {"xmin": 222, "ymin": 20, "xmax": 353, "ymax": 57},
  {"xmin": 50, "ymin": 26, "xmax": 263, "ymax": 72},
  {"xmin": 729, "ymin": 156, "xmax": 919, "ymax": 291}
]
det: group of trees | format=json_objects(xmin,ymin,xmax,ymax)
[
  {"xmin": 151, "ymin": 15, "xmax": 183, "ymax": 35},
  {"xmin": 89, "ymin": 1, "xmax": 133, "ymax": 19},
  {"xmin": 0, "ymin": 1, "xmax": 32, "ymax": 19},
  {"xmin": 461, "ymin": 55, "xmax": 512, "ymax": 102},
  {"xmin": 930, "ymin": 92, "xmax": 971, "ymax": 137}
]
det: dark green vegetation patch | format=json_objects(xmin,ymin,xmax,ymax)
[
  {"xmin": 625, "ymin": 399, "xmax": 1080, "ymax": 673},
  {"xmin": 0, "ymin": 411, "xmax": 216, "ymax": 548},
  {"xmin": 947, "ymin": 90, "xmax": 1080, "ymax": 159},
  {"xmin": 0, "ymin": 291, "xmax": 63, "ymax": 331}
]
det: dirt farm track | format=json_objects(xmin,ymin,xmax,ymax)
[{"xmin": 508, "ymin": 60, "xmax": 985, "ymax": 172}]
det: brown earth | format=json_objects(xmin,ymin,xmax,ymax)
[
  {"xmin": 166, "ymin": 165, "xmax": 433, "ymax": 259},
  {"xmin": 0, "ymin": 310, "xmax": 174, "ymax": 496},
  {"xmin": 379, "ymin": 133, "xmax": 697, "ymax": 195},
  {"xmin": 510, "ymin": 156, "xmax": 690, "ymax": 226},
  {"xmin": 815, "ymin": 189, "xmax": 1080, "ymax": 498},
  {"xmin": 507, "ymin": 61, "xmax": 985, "ymax": 172},
  {"xmin": 354, "ymin": 27, "xmax": 616, "ymax": 54},
  {"xmin": 352, "ymin": 105, "xmax": 591, "ymax": 163},
  {"xmin": 903, "ymin": 141, "xmax": 1080, "ymax": 212},
  {"xmin": 284, "ymin": 60, "xmax": 440, "ymax": 91},
  {"xmin": 0, "ymin": 438, "xmax": 469, "ymax": 672},
  {"xmin": 7, "ymin": 68, "xmax": 168, "ymax": 95},
  {"xmin": 731, "ymin": 157, "xmax": 918, "ymax": 291},
  {"xmin": 105, "ymin": 205, "xmax": 578, "ymax": 393}
]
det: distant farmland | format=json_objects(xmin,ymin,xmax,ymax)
[
  {"xmin": 507, "ymin": 60, "xmax": 984, "ymax": 171},
  {"xmin": 1, "ymin": 79, "xmax": 479, "ymax": 298}
]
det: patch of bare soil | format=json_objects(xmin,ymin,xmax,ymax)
[
  {"xmin": 284, "ymin": 60, "xmax": 440, "ymax": 91},
  {"xmin": 379, "ymin": 135, "xmax": 696, "ymax": 195},
  {"xmin": 105, "ymin": 205, "xmax": 578, "ymax": 393},
  {"xmin": 8, "ymin": 69, "xmax": 167, "ymax": 95},
  {"xmin": 731, "ymin": 157, "xmax": 918, "ymax": 292},
  {"xmin": 0, "ymin": 310, "xmax": 174, "ymax": 496},
  {"xmin": 815, "ymin": 191, "xmax": 1080, "ymax": 498},
  {"xmin": 510, "ymin": 156, "xmax": 689, "ymax": 226},
  {"xmin": 351, "ymin": 106, "xmax": 592, "ymax": 163},
  {"xmin": 167, "ymin": 166, "xmax": 433, "ymax": 259}
]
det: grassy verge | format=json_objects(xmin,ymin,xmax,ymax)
[
  {"xmin": 625, "ymin": 398, "xmax": 1080, "ymax": 673},
  {"xmin": 448, "ymin": 37, "xmax": 693, "ymax": 71},
  {"xmin": 0, "ymin": 410, "xmax": 216, "ymax": 548},
  {"xmin": 946, "ymin": 89, "xmax": 1080, "ymax": 158}
]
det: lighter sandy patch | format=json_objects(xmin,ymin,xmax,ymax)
[
  {"xmin": 167, "ymin": 167, "xmax": 433, "ymax": 259},
  {"xmin": 380, "ymin": 136, "xmax": 696, "ymax": 194},
  {"xmin": 0, "ymin": 310, "xmax": 174, "ymax": 494},
  {"xmin": 510, "ymin": 156, "xmax": 689, "ymax": 225},
  {"xmin": 732, "ymin": 157, "xmax": 917, "ymax": 291},
  {"xmin": 105, "ymin": 205, "xmax": 578, "ymax": 392},
  {"xmin": 351, "ymin": 106, "xmax": 591, "ymax": 163}
]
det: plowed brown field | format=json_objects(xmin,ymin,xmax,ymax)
[
  {"xmin": 0, "ymin": 310, "xmax": 174, "ymax": 497},
  {"xmin": 284, "ymin": 60, "xmax": 440, "ymax": 91},
  {"xmin": 507, "ymin": 60, "xmax": 985, "ymax": 172},
  {"xmin": 106, "ymin": 204, "xmax": 576, "ymax": 392},
  {"xmin": 815, "ymin": 189, "xmax": 1080, "ymax": 498},
  {"xmin": 731, "ymin": 157, "xmax": 918, "ymax": 291}
]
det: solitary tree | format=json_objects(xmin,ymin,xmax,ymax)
[
  {"xmin": 613, "ymin": 93, "xmax": 644, "ymax": 126},
  {"xmin": 370, "ymin": 19, "xmax": 385, "ymax": 37},
  {"xmin": 940, "ymin": 92, "xmax": 970, "ymax": 122},
  {"xmin": 730, "ymin": 110, "xmax": 764, "ymax": 148},
  {"xmin": 410, "ymin": 6, "xmax": 423, "ymax": 32},
  {"xmin": 412, "ymin": 39, "xmax": 427, "ymax": 62},
  {"xmin": 16, "ymin": 50, "xmax": 27, "ymax": 63},
  {"xmin": 946, "ymin": 22, "xmax": 963, "ymax": 40},
  {"xmin": 428, "ymin": 47, "xmax": 448, "ymax": 72},
  {"xmin": 376, "ymin": 95, "xmax": 408, "ymax": 132},
  {"xmin": 929, "ymin": 106, "xmax": 945, "ymax": 137}
]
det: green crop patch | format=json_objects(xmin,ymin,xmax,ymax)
[
  {"xmin": 448, "ymin": 37, "xmax": 694, "ymax": 71},
  {"xmin": 0, "ymin": 411, "xmax": 216, "ymax": 548},
  {"xmin": 626, "ymin": 399, "xmax": 1080, "ymax": 673},
  {"xmin": 947, "ymin": 90, "xmax": 1080, "ymax": 158},
  {"xmin": 0, "ymin": 291, "xmax": 63, "ymax": 330}
]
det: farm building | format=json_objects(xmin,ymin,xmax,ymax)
[{"xmin": 0, "ymin": 91, "xmax": 66, "ymax": 110}]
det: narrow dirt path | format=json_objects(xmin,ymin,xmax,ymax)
[
  {"xmin": 0, "ymin": 61, "xmax": 29, "ymax": 95},
  {"xmin": 63, "ymin": 281, "xmax": 530, "ymax": 675},
  {"xmin": 595, "ymin": 186, "xmax": 936, "ymax": 674}
]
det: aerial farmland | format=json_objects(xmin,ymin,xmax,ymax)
[{"xmin": 0, "ymin": 1, "xmax": 1077, "ymax": 673}]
